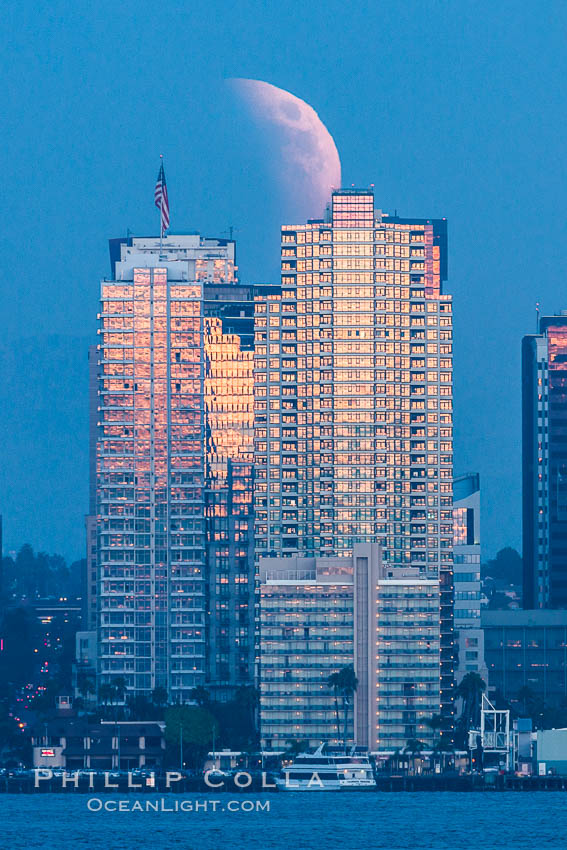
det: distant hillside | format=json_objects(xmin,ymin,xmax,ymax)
[{"xmin": 482, "ymin": 547, "xmax": 523, "ymax": 586}]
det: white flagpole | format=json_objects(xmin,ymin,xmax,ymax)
[{"xmin": 159, "ymin": 154, "xmax": 164, "ymax": 258}]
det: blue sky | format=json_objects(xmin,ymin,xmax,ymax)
[{"xmin": 1, "ymin": 0, "xmax": 567, "ymax": 560}]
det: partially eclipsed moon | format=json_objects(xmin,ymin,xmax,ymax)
[{"xmin": 228, "ymin": 78, "xmax": 341, "ymax": 218}]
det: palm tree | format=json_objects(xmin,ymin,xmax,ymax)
[
  {"xmin": 425, "ymin": 713, "xmax": 444, "ymax": 751},
  {"xmin": 77, "ymin": 673, "xmax": 96, "ymax": 703},
  {"xmin": 152, "ymin": 686, "xmax": 169, "ymax": 712},
  {"xmin": 189, "ymin": 686, "xmax": 210, "ymax": 707},
  {"xmin": 338, "ymin": 665, "xmax": 358, "ymax": 753},
  {"xmin": 327, "ymin": 672, "xmax": 342, "ymax": 746},
  {"xmin": 285, "ymin": 739, "xmax": 309, "ymax": 758},
  {"xmin": 404, "ymin": 738, "xmax": 425, "ymax": 775},
  {"xmin": 98, "ymin": 683, "xmax": 115, "ymax": 718},
  {"xmin": 455, "ymin": 672, "xmax": 486, "ymax": 731},
  {"xmin": 235, "ymin": 685, "xmax": 259, "ymax": 739},
  {"xmin": 73, "ymin": 696, "xmax": 86, "ymax": 714},
  {"xmin": 127, "ymin": 694, "xmax": 153, "ymax": 720},
  {"xmin": 453, "ymin": 715, "xmax": 469, "ymax": 750},
  {"xmin": 113, "ymin": 676, "xmax": 126, "ymax": 705},
  {"xmin": 425, "ymin": 714, "xmax": 444, "ymax": 734}
]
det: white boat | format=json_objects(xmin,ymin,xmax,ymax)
[
  {"xmin": 275, "ymin": 744, "xmax": 376, "ymax": 791},
  {"xmin": 334, "ymin": 753, "xmax": 377, "ymax": 790}
]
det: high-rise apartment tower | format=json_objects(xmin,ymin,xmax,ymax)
[
  {"xmin": 254, "ymin": 190, "xmax": 454, "ymax": 722},
  {"xmin": 96, "ymin": 233, "xmax": 270, "ymax": 701},
  {"xmin": 523, "ymin": 314, "xmax": 567, "ymax": 608}
]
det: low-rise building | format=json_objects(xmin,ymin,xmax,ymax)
[
  {"xmin": 535, "ymin": 728, "xmax": 567, "ymax": 775},
  {"xmin": 32, "ymin": 719, "xmax": 165, "ymax": 770},
  {"xmin": 364, "ymin": 559, "xmax": 440, "ymax": 751},
  {"xmin": 259, "ymin": 543, "xmax": 441, "ymax": 752},
  {"xmin": 259, "ymin": 554, "xmax": 354, "ymax": 749},
  {"xmin": 482, "ymin": 609, "xmax": 567, "ymax": 707}
]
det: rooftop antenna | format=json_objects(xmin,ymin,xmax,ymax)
[{"xmin": 536, "ymin": 302, "xmax": 540, "ymax": 331}]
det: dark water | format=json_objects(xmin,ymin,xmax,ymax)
[{"xmin": 1, "ymin": 792, "xmax": 566, "ymax": 850}]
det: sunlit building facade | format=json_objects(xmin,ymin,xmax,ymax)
[
  {"xmin": 86, "ymin": 345, "xmax": 99, "ymax": 632},
  {"xmin": 96, "ymin": 234, "xmax": 261, "ymax": 701},
  {"xmin": 254, "ymin": 189, "xmax": 454, "ymax": 723},
  {"xmin": 523, "ymin": 314, "xmax": 567, "ymax": 609},
  {"xmin": 203, "ymin": 314, "xmax": 255, "ymax": 693}
]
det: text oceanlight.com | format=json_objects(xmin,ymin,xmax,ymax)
[{"xmin": 86, "ymin": 798, "xmax": 270, "ymax": 813}]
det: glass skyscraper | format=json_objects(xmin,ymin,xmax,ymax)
[
  {"xmin": 254, "ymin": 189, "xmax": 454, "ymax": 722},
  {"xmin": 96, "ymin": 234, "xmax": 263, "ymax": 701},
  {"xmin": 523, "ymin": 314, "xmax": 567, "ymax": 608}
]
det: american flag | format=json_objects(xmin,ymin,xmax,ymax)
[{"xmin": 154, "ymin": 161, "xmax": 170, "ymax": 233}]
